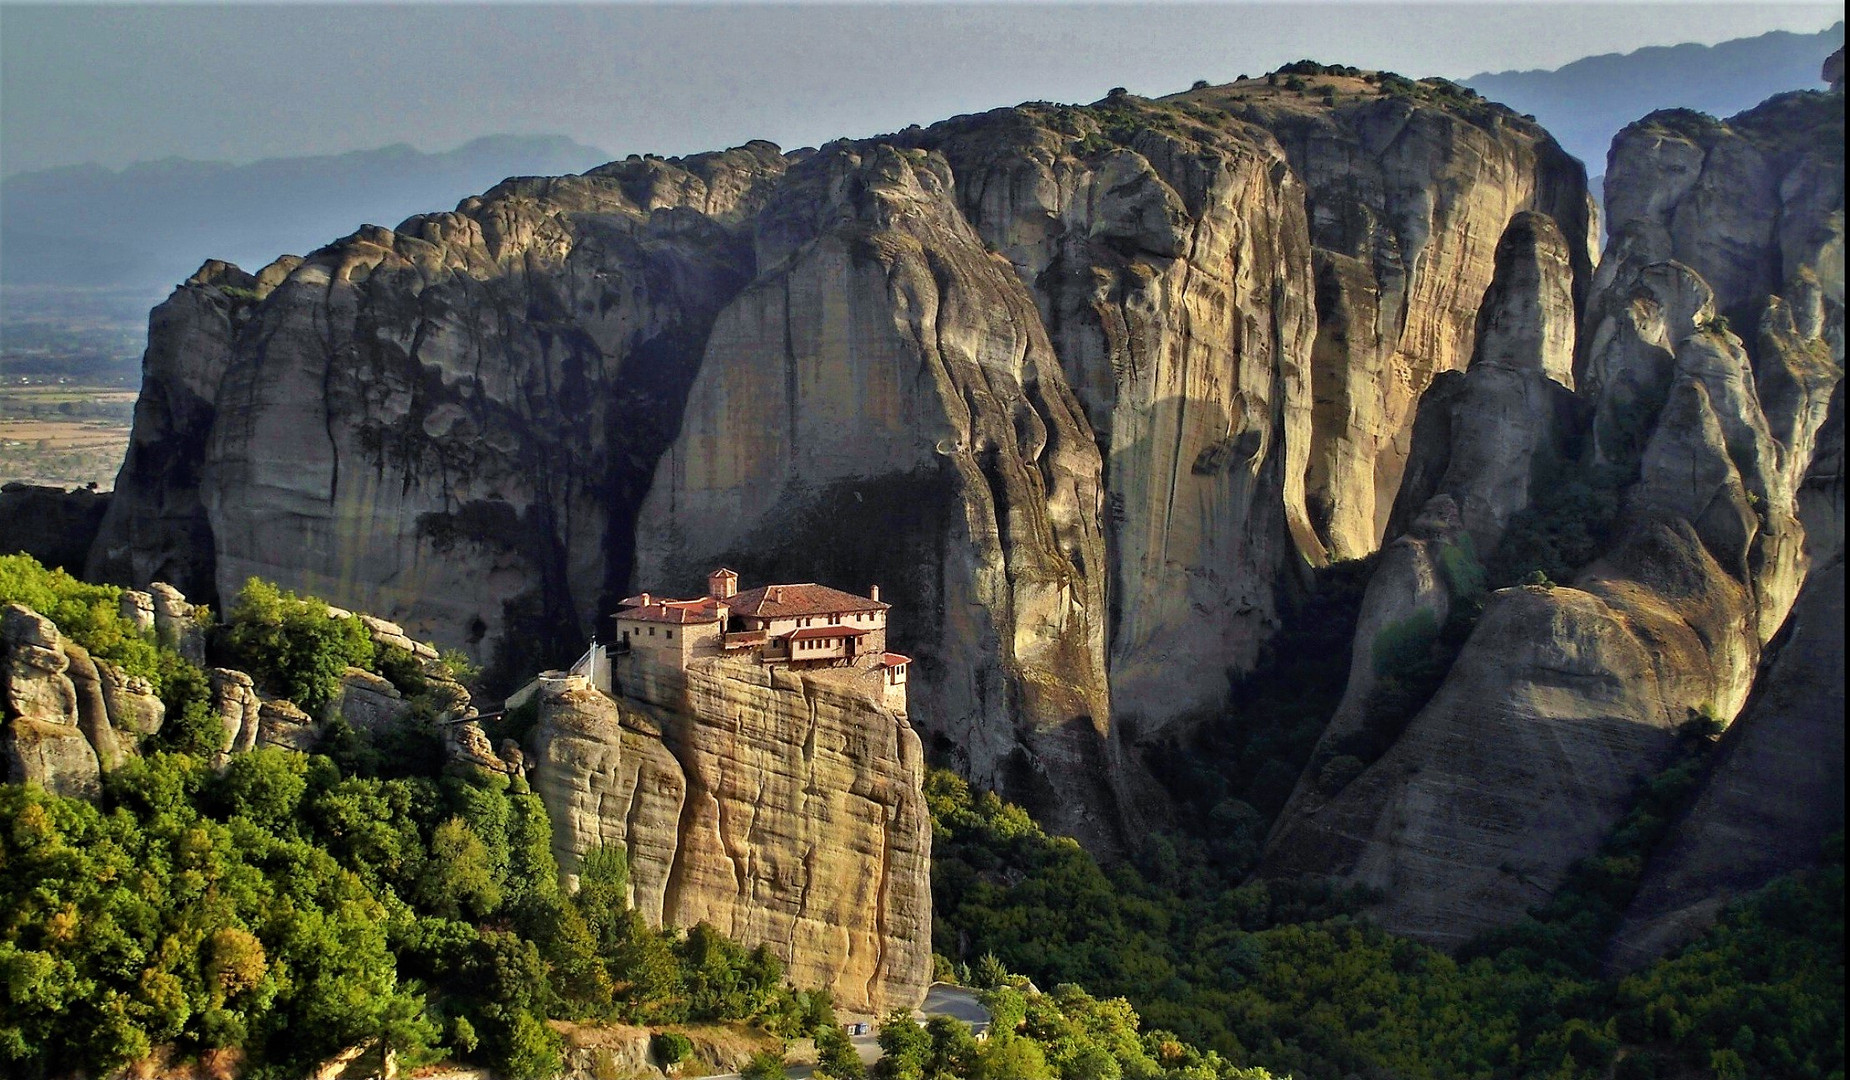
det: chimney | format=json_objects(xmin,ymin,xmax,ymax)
[
  {"xmin": 870, "ymin": 584, "xmax": 880, "ymax": 603},
  {"xmin": 772, "ymin": 586, "xmax": 784, "ymax": 604},
  {"xmin": 637, "ymin": 592, "xmax": 652, "ymax": 606},
  {"xmin": 708, "ymin": 567, "xmax": 738, "ymax": 600}
]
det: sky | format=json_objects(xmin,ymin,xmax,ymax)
[{"xmin": 1, "ymin": 2, "xmax": 1842, "ymax": 178}]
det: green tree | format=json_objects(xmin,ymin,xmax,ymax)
[
  {"xmin": 418, "ymin": 817, "xmax": 504, "ymax": 919},
  {"xmin": 924, "ymin": 1016, "xmax": 981, "ymax": 1077},
  {"xmin": 817, "ymin": 1022, "xmax": 867, "ymax": 1079},
  {"xmin": 976, "ymin": 1033, "xmax": 1052, "ymax": 1080},
  {"xmin": 874, "ymin": 1010, "xmax": 931, "ymax": 1080},
  {"xmin": 493, "ymin": 1009, "xmax": 563, "ymax": 1080},
  {"xmin": 218, "ymin": 577, "xmax": 375, "ymax": 716},
  {"xmin": 651, "ymin": 1031, "xmax": 694, "ymax": 1067},
  {"xmin": 743, "ymin": 1048, "xmax": 790, "ymax": 1080}
]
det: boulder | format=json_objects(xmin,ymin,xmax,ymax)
[
  {"xmin": 209, "ymin": 667, "xmax": 262, "ymax": 761},
  {"xmin": 98, "ymin": 660, "xmax": 165, "ymax": 739},
  {"xmin": 118, "ymin": 589, "xmax": 156, "ymax": 634},
  {"xmin": 257, "ymin": 695, "xmax": 319, "ymax": 753},
  {"xmin": 149, "ymin": 582, "xmax": 205, "ymax": 664},
  {"xmin": 336, "ymin": 666, "xmax": 409, "ymax": 732},
  {"xmin": 1, "ymin": 603, "xmax": 100, "ymax": 799},
  {"xmin": 62, "ymin": 641, "xmax": 130, "ymax": 773}
]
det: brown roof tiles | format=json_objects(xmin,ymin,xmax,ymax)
[
  {"xmin": 728, "ymin": 583, "xmax": 889, "ymax": 618},
  {"xmin": 615, "ymin": 597, "xmax": 724, "ymax": 624}
]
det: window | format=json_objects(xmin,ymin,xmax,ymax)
[
  {"xmin": 666, "ymin": 630, "xmax": 673, "ymax": 640},
  {"xmin": 649, "ymin": 627, "xmax": 656, "ymax": 636}
]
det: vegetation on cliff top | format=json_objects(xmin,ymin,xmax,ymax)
[{"xmin": 0, "ymin": 560, "xmax": 1284, "ymax": 1080}]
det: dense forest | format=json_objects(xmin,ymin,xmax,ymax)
[
  {"xmin": 3, "ymin": 554, "xmax": 1843, "ymax": 1079},
  {"xmin": 929, "ymin": 772, "xmax": 1844, "ymax": 1079}
]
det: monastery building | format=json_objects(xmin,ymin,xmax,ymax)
[{"xmin": 573, "ymin": 568, "xmax": 910, "ymax": 713}]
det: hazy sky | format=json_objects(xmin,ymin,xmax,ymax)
[{"xmin": 1, "ymin": 2, "xmax": 1841, "ymax": 177}]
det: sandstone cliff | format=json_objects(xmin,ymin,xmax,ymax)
[
  {"xmin": 1262, "ymin": 84, "xmax": 1843, "ymax": 948},
  {"xmin": 526, "ymin": 659, "xmax": 931, "ymax": 1013},
  {"xmin": 2, "ymin": 601, "xmax": 162, "ymax": 798},
  {"xmin": 1, "ymin": 577, "xmax": 511, "ymax": 793},
  {"xmin": 90, "ymin": 72, "xmax": 1588, "ymax": 840},
  {"xmin": 1606, "ymin": 556, "xmax": 1845, "ymax": 968}
]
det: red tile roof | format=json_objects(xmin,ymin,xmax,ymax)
[
  {"xmin": 880, "ymin": 653, "xmax": 912, "ymax": 666},
  {"xmin": 729, "ymin": 583, "xmax": 889, "ymax": 618},
  {"xmin": 616, "ymin": 596, "xmax": 724, "ymax": 624},
  {"xmin": 786, "ymin": 625, "xmax": 870, "ymax": 642}
]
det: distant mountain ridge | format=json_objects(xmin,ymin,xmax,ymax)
[
  {"xmin": 1465, "ymin": 22, "xmax": 1843, "ymax": 172},
  {"xmin": 0, "ymin": 134, "xmax": 612, "ymax": 293}
]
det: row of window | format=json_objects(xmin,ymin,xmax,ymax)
[
  {"xmin": 796, "ymin": 637, "xmax": 844, "ymax": 651},
  {"xmin": 793, "ymin": 612, "xmax": 879, "ymax": 627}
]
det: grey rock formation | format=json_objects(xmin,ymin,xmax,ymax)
[
  {"xmin": 63, "ymin": 640, "xmax": 130, "ymax": 773},
  {"xmin": 1263, "ymin": 84, "xmax": 1843, "ymax": 947},
  {"xmin": 149, "ymin": 581, "xmax": 205, "ymax": 664},
  {"xmin": 1271, "ymin": 212, "xmax": 1582, "ymax": 828},
  {"xmin": 336, "ymin": 666, "xmax": 410, "ymax": 733},
  {"xmin": 89, "ymin": 76, "xmax": 1589, "ymax": 838},
  {"xmin": 0, "ymin": 483, "xmax": 110, "ymax": 573},
  {"xmin": 119, "ymin": 588, "xmax": 156, "ymax": 634},
  {"xmin": 1, "ymin": 603, "xmax": 100, "ymax": 800},
  {"xmin": 1608, "ymin": 556, "xmax": 1845, "ymax": 968},
  {"xmin": 1216, "ymin": 88, "xmax": 1594, "ymax": 561},
  {"xmin": 98, "ymin": 660, "xmax": 164, "ymax": 739},
  {"xmin": 209, "ymin": 667, "xmax": 263, "ymax": 761},
  {"xmin": 257, "ymin": 694, "xmax": 319, "ymax": 753}
]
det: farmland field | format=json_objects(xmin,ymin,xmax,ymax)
[
  {"xmin": 1, "ymin": 286, "xmax": 149, "ymax": 490},
  {"xmin": 0, "ymin": 385, "xmax": 137, "ymax": 488}
]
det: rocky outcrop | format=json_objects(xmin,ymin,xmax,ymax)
[
  {"xmin": 335, "ymin": 666, "xmax": 410, "ymax": 732},
  {"xmin": 1608, "ymin": 556, "xmax": 1845, "ymax": 968},
  {"xmin": 91, "ymin": 72, "xmax": 1589, "ymax": 838},
  {"xmin": 209, "ymin": 667, "xmax": 263, "ymax": 761},
  {"xmin": 2, "ymin": 602, "xmax": 167, "ymax": 796},
  {"xmin": 1215, "ymin": 83, "xmax": 1595, "ymax": 561},
  {"xmin": 257, "ymin": 694, "xmax": 319, "ymax": 753},
  {"xmin": 0, "ymin": 483, "xmax": 110, "ymax": 572},
  {"xmin": 889, "ymin": 103, "xmax": 1318, "ymax": 750},
  {"xmin": 1262, "ymin": 83, "xmax": 1843, "ymax": 947},
  {"xmin": 149, "ymin": 581, "xmax": 205, "ymax": 664},
  {"xmin": 1271, "ymin": 212, "xmax": 1582, "ymax": 819},
  {"xmin": 526, "ymin": 659, "xmax": 931, "ymax": 1014},
  {"xmin": 99, "ymin": 661, "xmax": 164, "ymax": 740},
  {"xmin": 2, "ymin": 603, "xmax": 100, "ymax": 799}
]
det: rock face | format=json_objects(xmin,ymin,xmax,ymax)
[
  {"xmin": 86, "ymin": 72, "xmax": 1595, "ymax": 840},
  {"xmin": 0, "ymin": 483, "xmax": 110, "ymax": 573},
  {"xmin": 2, "ymin": 603, "xmax": 100, "ymax": 799},
  {"xmin": 526, "ymin": 659, "xmax": 932, "ymax": 1014},
  {"xmin": 2, "ymin": 602, "xmax": 169, "ymax": 799},
  {"xmin": 1262, "ymin": 85, "xmax": 1843, "ymax": 947},
  {"xmin": 1607, "ymin": 556, "xmax": 1845, "ymax": 968},
  {"xmin": 1213, "ymin": 85, "xmax": 1594, "ymax": 560},
  {"xmin": 1270, "ymin": 211, "xmax": 1583, "ymax": 822}
]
